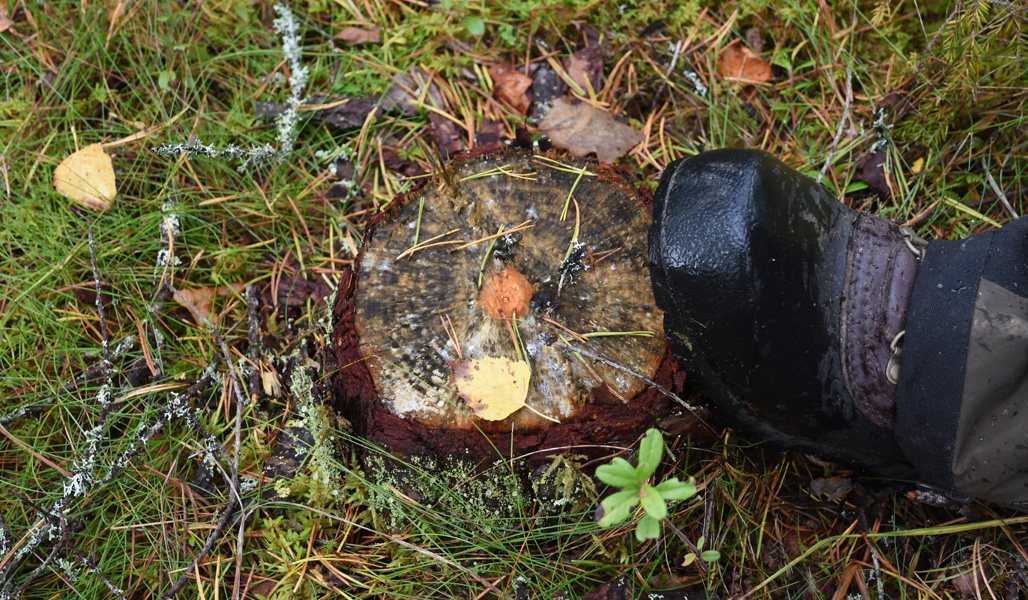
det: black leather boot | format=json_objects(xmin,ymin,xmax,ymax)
[
  {"xmin": 651, "ymin": 149, "xmax": 1028, "ymax": 506},
  {"xmin": 648, "ymin": 149, "xmax": 922, "ymax": 481}
]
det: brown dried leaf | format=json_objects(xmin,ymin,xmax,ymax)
[
  {"xmin": 745, "ymin": 27, "xmax": 765, "ymax": 54},
  {"xmin": 430, "ymin": 112, "xmax": 463, "ymax": 157},
  {"xmin": 489, "ymin": 63, "xmax": 533, "ymax": 114},
  {"xmin": 334, "ymin": 26, "xmax": 380, "ymax": 46},
  {"xmin": 809, "ymin": 476, "xmax": 854, "ymax": 502},
  {"xmin": 174, "ymin": 282, "xmax": 247, "ymax": 324},
  {"xmin": 564, "ymin": 46, "xmax": 604, "ymax": 95},
  {"xmin": 854, "ymin": 148, "xmax": 892, "ymax": 197},
  {"xmin": 538, "ymin": 98, "xmax": 643, "ymax": 163},
  {"xmin": 452, "ymin": 356, "xmax": 530, "ymax": 421},
  {"xmin": 717, "ymin": 39, "xmax": 772, "ymax": 83},
  {"xmin": 255, "ymin": 94, "xmax": 377, "ymax": 131},
  {"xmin": 475, "ymin": 119, "xmax": 503, "ymax": 146},
  {"xmin": 0, "ymin": 16, "xmax": 13, "ymax": 34},
  {"xmin": 53, "ymin": 144, "xmax": 117, "ymax": 211}
]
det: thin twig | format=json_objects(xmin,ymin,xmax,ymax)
[
  {"xmin": 168, "ymin": 285, "xmax": 248, "ymax": 513},
  {"xmin": 817, "ymin": 68, "xmax": 853, "ymax": 186},
  {"xmin": 160, "ymin": 503, "xmax": 241, "ymax": 600},
  {"xmin": 2, "ymin": 232, "xmax": 121, "ymax": 591},
  {"xmin": 245, "ymin": 284, "xmax": 263, "ymax": 401},
  {"xmin": 981, "ymin": 156, "xmax": 1019, "ymax": 218},
  {"xmin": 75, "ymin": 553, "xmax": 129, "ymax": 600},
  {"xmin": 232, "ymin": 509, "xmax": 247, "ymax": 600},
  {"xmin": 0, "ymin": 199, "xmax": 183, "ymax": 591},
  {"xmin": 94, "ymin": 364, "xmax": 222, "ymax": 489},
  {"xmin": 859, "ymin": 511, "xmax": 886, "ymax": 600},
  {"xmin": 0, "ymin": 336, "xmax": 139, "ymax": 427},
  {"xmin": 5, "ymin": 545, "xmax": 61, "ymax": 597},
  {"xmin": 88, "ymin": 229, "xmax": 113, "ymax": 382}
]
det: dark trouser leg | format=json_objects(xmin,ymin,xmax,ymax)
[{"xmin": 898, "ymin": 218, "xmax": 1028, "ymax": 505}]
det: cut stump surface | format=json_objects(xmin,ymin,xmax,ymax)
[{"xmin": 333, "ymin": 148, "xmax": 682, "ymax": 463}]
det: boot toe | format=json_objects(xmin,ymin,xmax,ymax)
[{"xmin": 649, "ymin": 149, "xmax": 918, "ymax": 478}]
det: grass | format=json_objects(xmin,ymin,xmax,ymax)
[{"xmin": 1, "ymin": 0, "xmax": 1027, "ymax": 598}]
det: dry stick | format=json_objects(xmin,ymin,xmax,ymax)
[
  {"xmin": 3, "ymin": 232, "xmax": 120, "ymax": 593},
  {"xmin": 0, "ymin": 336, "xmax": 139, "ymax": 426},
  {"xmin": 6, "ymin": 545, "xmax": 61, "ymax": 598},
  {"xmin": 0, "ymin": 491, "xmax": 65, "ymax": 595},
  {"xmin": 0, "ymin": 207, "xmax": 181, "ymax": 589},
  {"xmin": 1, "ymin": 368, "xmax": 222, "ymax": 595},
  {"xmin": 816, "ymin": 67, "xmax": 853, "ymax": 186},
  {"xmin": 663, "ymin": 520, "xmax": 708, "ymax": 577},
  {"xmin": 88, "ymin": 228, "xmax": 113, "ymax": 388},
  {"xmin": 0, "ymin": 508, "xmax": 11, "ymax": 555},
  {"xmin": 87, "ymin": 229, "xmax": 117, "ymax": 464},
  {"xmin": 2, "ymin": 199, "xmax": 184, "ymax": 594},
  {"xmin": 167, "ymin": 286, "xmax": 253, "ymax": 600},
  {"xmin": 236, "ymin": 284, "xmax": 263, "ymax": 600},
  {"xmin": 168, "ymin": 286, "xmax": 248, "ymax": 514},
  {"xmin": 232, "ymin": 511, "xmax": 247, "ymax": 600},
  {"xmin": 75, "ymin": 553, "xmax": 129, "ymax": 600},
  {"xmin": 93, "ymin": 365, "xmax": 221, "ymax": 490},
  {"xmin": 858, "ymin": 511, "xmax": 886, "ymax": 600},
  {"xmin": 160, "ymin": 502, "xmax": 242, "ymax": 600},
  {"xmin": 550, "ymin": 339, "xmax": 694, "ymax": 412},
  {"xmin": 272, "ymin": 502, "xmax": 514, "ymax": 600},
  {"xmin": 245, "ymin": 284, "xmax": 262, "ymax": 408}
]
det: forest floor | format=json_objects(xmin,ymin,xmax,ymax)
[{"xmin": 2, "ymin": 0, "xmax": 1028, "ymax": 598}]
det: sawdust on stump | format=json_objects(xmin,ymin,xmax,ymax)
[{"xmin": 332, "ymin": 146, "xmax": 685, "ymax": 465}]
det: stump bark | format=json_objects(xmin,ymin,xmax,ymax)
[{"xmin": 332, "ymin": 146, "xmax": 684, "ymax": 465}]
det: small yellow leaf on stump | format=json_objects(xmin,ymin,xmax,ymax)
[
  {"xmin": 452, "ymin": 356, "xmax": 530, "ymax": 421},
  {"xmin": 53, "ymin": 144, "xmax": 117, "ymax": 211}
]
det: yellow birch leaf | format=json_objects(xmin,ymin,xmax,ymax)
[
  {"xmin": 452, "ymin": 356, "xmax": 530, "ymax": 421},
  {"xmin": 53, "ymin": 144, "xmax": 117, "ymax": 211}
]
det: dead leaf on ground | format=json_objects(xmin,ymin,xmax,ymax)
[
  {"xmin": 383, "ymin": 67, "xmax": 463, "ymax": 155},
  {"xmin": 538, "ymin": 98, "xmax": 643, "ymax": 163},
  {"xmin": 429, "ymin": 112, "xmax": 463, "ymax": 156},
  {"xmin": 256, "ymin": 94, "xmax": 377, "ymax": 131},
  {"xmin": 53, "ymin": 144, "xmax": 117, "ymax": 211},
  {"xmin": 334, "ymin": 26, "xmax": 380, "ymax": 46},
  {"xmin": 854, "ymin": 148, "xmax": 892, "ymax": 197},
  {"xmin": 489, "ymin": 63, "xmax": 533, "ymax": 114},
  {"xmin": 475, "ymin": 119, "xmax": 503, "ymax": 145},
  {"xmin": 174, "ymin": 282, "xmax": 247, "ymax": 324},
  {"xmin": 0, "ymin": 14, "xmax": 13, "ymax": 34},
  {"xmin": 717, "ymin": 39, "xmax": 772, "ymax": 83},
  {"xmin": 809, "ymin": 476, "xmax": 854, "ymax": 502},
  {"xmin": 451, "ymin": 356, "xmax": 530, "ymax": 421},
  {"xmin": 746, "ymin": 26, "xmax": 765, "ymax": 54},
  {"xmin": 564, "ymin": 45, "xmax": 605, "ymax": 95}
]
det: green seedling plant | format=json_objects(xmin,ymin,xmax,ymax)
[{"xmin": 596, "ymin": 428, "xmax": 717, "ymax": 563}]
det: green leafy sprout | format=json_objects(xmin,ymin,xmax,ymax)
[{"xmin": 596, "ymin": 428, "xmax": 719, "ymax": 563}]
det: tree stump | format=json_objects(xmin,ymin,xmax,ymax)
[{"xmin": 332, "ymin": 147, "xmax": 684, "ymax": 466}]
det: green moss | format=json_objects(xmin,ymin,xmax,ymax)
[{"xmin": 361, "ymin": 452, "xmax": 527, "ymax": 529}]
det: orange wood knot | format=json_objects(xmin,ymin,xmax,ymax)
[{"xmin": 479, "ymin": 267, "xmax": 534, "ymax": 319}]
